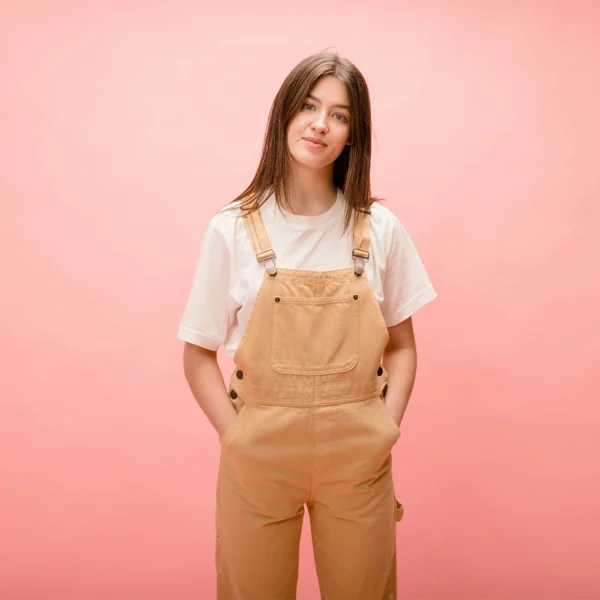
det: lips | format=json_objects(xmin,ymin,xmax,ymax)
[{"xmin": 303, "ymin": 137, "xmax": 327, "ymax": 146}]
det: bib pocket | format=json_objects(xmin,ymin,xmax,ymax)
[{"xmin": 271, "ymin": 294, "xmax": 359, "ymax": 375}]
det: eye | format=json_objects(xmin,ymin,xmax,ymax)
[{"xmin": 302, "ymin": 103, "xmax": 348, "ymax": 123}]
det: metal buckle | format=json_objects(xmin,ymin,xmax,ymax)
[
  {"xmin": 352, "ymin": 248, "xmax": 368, "ymax": 276},
  {"xmin": 257, "ymin": 250, "xmax": 277, "ymax": 276},
  {"xmin": 353, "ymin": 260, "xmax": 365, "ymax": 276}
]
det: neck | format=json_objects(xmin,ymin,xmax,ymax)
[{"xmin": 283, "ymin": 167, "xmax": 338, "ymax": 216}]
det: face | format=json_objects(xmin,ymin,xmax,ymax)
[{"xmin": 286, "ymin": 75, "xmax": 351, "ymax": 170}]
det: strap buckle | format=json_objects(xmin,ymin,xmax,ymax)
[
  {"xmin": 256, "ymin": 249, "xmax": 277, "ymax": 276},
  {"xmin": 352, "ymin": 248, "xmax": 369, "ymax": 260},
  {"xmin": 352, "ymin": 248, "xmax": 369, "ymax": 276}
]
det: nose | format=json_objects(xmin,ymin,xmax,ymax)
[{"xmin": 310, "ymin": 110, "xmax": 328, "ymax": 134}]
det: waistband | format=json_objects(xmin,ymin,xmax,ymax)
[{"xmin": 228, "ymin": 369, "xmax": 389, "ymax": 407}]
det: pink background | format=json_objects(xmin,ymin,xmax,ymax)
[{"xmin": 2, "ymin": 1, "xmax": 599, "ymax": 598}]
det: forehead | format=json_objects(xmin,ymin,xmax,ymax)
[{"xmin": 307, "ymin": 76, "xmax": 350, "ymax": 108}]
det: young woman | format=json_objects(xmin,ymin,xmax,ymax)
[{"xmin": 178, "ymin": 51, "xmax": 437, "ymax": 600}]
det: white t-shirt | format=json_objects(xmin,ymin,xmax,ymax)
[{"xmin": 177, "ymin": 188, "xmax": 437, "ymax": 359}]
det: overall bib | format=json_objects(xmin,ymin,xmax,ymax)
[{"xmin": 215, "ymin": 203, "xmax": 404, "ymax": 600}]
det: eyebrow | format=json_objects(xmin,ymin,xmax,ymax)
[{"xmin": 306, "ymin": 93, "xmax": 351, "ymax": 111}]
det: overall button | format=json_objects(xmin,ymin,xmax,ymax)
[
  {"xmin": 377, "ymin": 366, "xmax": 383, "ymax": 376},
  {"xmin": 230, "ymin": 390, "xmax": 238, "ymax": 399},
  {"xmin": 236, "ymin": 370, "xmax": 243, "ymax": 380}
]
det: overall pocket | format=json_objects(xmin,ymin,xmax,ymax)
[
  {"xmin": 271, "ymin": 294, "xmax": 359, "ymax": 375},
  {"xmin": 220, "ymin": 394, "xmax": 248, "ymax": 446},
  {"xmin": 375, "ymin": 393, "xmax": 401, "ymax": 441}
]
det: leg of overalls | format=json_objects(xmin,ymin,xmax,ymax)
[
  {"xmin": 216, "ymin": 402, "xmax": 314, "ymax": 600},
  {"xmin": 307, "ymin": 396, "xmax": 402, "ymax": 600}
]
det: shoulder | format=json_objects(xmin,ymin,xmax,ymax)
[
  {"xmin": 204, "ymin": 200, "xmax": 246, "ymax": 242},
  {"xmin": 369, "ymin": 200, "xmax": 400, "ymax": 225},
  {"xmin": 368, "ymin": 200, "xmax": 408, "ymax": 250}
]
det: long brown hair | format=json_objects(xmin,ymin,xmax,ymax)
[{"xmin": 222, "ymin": 51, "xmax": 385, "ymax": 234}]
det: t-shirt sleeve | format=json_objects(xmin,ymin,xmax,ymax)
[
  {"xmin": 177, "ymin": 219, "xmax": 235, "ymax": 350},
  {"xmin": 380, "ymin": 216, "xmax": 437, "ymax": 327}
]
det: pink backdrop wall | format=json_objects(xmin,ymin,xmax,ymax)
[{"xmin": 2, "ymin": 1, "xmax": 599, "ymax": 598}]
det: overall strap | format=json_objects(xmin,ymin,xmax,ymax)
[
  {"xmin": 242, "ymin": 206, "xmax": 277, "ymax": 276},
  {"xmin": 352, "ymin": 207, "xmax": 371, "ymax": 276}
]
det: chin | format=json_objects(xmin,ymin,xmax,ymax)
[{"xmin": 291, "ymin": 153, "xmax": 328, "ymax": 169}]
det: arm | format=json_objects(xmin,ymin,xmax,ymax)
[
  {"xmin": 381, "ymin": 317, "xmax": 417, "ymax": 427},
  {"xmin": 182, "ymin": 342, "xmax": 237, "ymax": 439}
]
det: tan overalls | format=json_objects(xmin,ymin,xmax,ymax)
[{"xmin": 215, "ymin": 203, "xmax": 404, "ymax": 600}]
